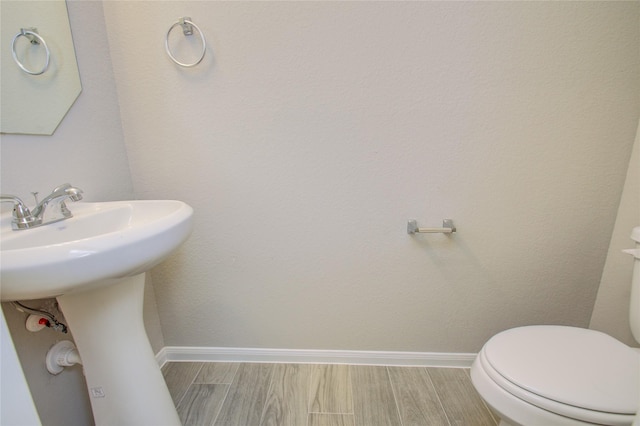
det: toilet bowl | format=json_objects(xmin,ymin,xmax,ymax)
[
  {"xmin": 471, "ymin": 226, "xmax": 640, "ymax": 426},
  {"xmin": 471, "ymin": 325, "xmax": 638, "ymax": 425}
]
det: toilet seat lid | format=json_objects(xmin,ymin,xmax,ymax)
[{"xmin": 484, "ymin": 325, "xmax": 639, "ymax": 415}]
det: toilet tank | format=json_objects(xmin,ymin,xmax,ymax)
[{"xmin": 628, "ymin": 226, "xmax": 640, "ymax": 344}]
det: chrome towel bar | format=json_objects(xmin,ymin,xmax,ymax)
[{"xmin": 407, "ymin": 219, "xmax": 456, "ymax": 234}]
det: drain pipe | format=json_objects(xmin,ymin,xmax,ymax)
[{"xmin": 46, "ymin": 340, "xmax": 82, "ymax": 375}]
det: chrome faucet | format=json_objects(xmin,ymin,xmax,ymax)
[
  {"xmin": 1, "ymin": 183, "xmax": 83, "ymax": 230},
  {"xmin": 31, "ymin": 183, "xmax": 83, "ymax": 225}
]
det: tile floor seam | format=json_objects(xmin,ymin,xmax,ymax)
[
  {"xmin": 305, "ymin": 364, "xmax": 314, "ymax": 426},
  {"xmin": 425, "ymin": 367, "xmax": 453, "ymax": 426},
  {"xmin": 385, "ymin": 366, "xmax": 405, "ymax": 426},
  {"xmin": 347, "ymin": 365, "xmax": 356, "ymax": 424},
  {"xmin": 257, "ymin": 363, "xmax": 279, "ymax": 426},
  {"xmin": 213, "ymin": 364, "xmax": 240, "ymax": 425},
  {"xmin": 348, "ymin": 365, "xmax": 357, "ymax": 426},
  {"xmin": 175, "ymin": 362, "xmax": 205, "ymax": 409},
  {"xmin": 210, "ymin": 382, "xmax": 233, "ymax": 426}
]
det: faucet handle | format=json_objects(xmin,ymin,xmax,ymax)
[
  {"xmin": 0, "ymin": 195, "xmax": 41, "ymax": 229},
  {"xmin": 13, "ymin": 202, "xmax": 40, "ymax": 229}
]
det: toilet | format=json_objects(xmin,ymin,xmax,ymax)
[{"xmin": 471, "ymin": 226, "xmax": 640, "ymax": 426}]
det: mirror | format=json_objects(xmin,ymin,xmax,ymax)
[{"xmin": 1, "ymin": 1, "xmax": 82, "ymax": 135}]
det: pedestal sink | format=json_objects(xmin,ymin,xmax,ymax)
[{"xmin": 0, "ymin": 200, "xmax": 194, "ymax": 425}]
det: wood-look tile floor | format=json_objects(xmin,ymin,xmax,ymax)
[{"xmin": 161, "ymin": 362, "xmax": 498, "ymax": 426}]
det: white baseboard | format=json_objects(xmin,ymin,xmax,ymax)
[{"xmin": 156, "ymin": 346, "xmax": 476, "ymax": 369}]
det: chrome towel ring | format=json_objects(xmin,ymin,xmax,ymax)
[
  {"xmin": 11, "ymin": 28, "xmax": 50, "ymax": 75},
  {"xmin": 165, "ymin": 17, "xmax": 206, "ymax": 68}
]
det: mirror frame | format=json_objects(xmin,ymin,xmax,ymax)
[{"xmin": 1, "ymin": 0, "xmax": 82, "ymax": 135}]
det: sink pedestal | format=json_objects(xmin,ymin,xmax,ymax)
[{"xmin": 57, "ymin": 273, "xmax": 180, "ymax": 426}]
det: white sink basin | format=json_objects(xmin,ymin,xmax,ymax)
[
  {"xmin": 1, "ymin": 199, "xmax": 193, "ymax": 425},
  {"xmin": 0, "ymin": 200, "xmax": 193, "ymax": 301}
]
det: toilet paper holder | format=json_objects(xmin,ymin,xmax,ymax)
[{"xmin": 407, "ymin": 219, "xmax": 456, "ymax": 234}]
